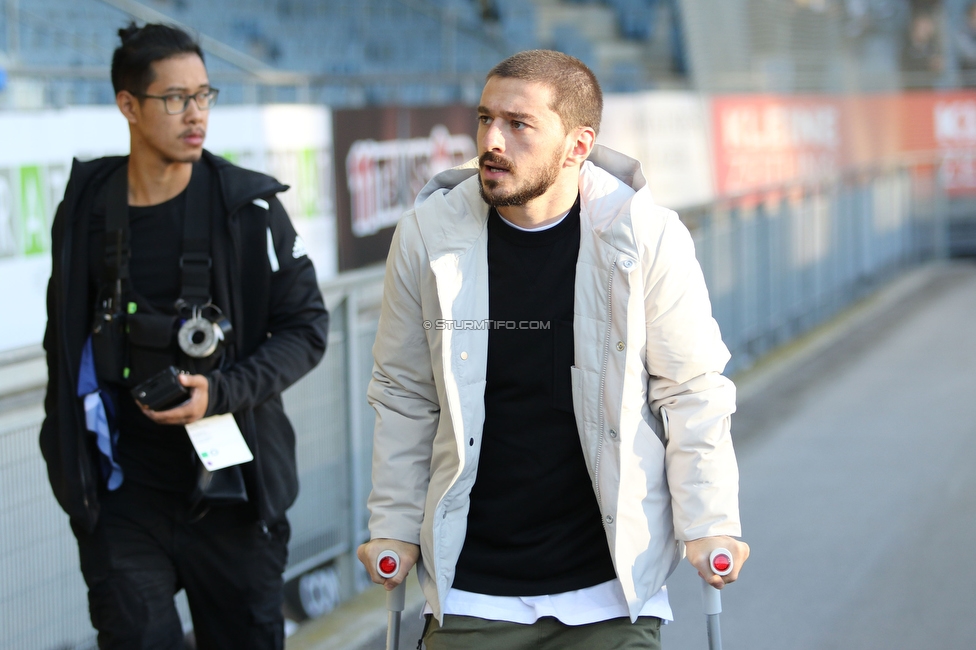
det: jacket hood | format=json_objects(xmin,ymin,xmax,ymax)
[
  {"xmin": 412, "ymin": 144, "xmax": 654, "ymax": 260},
  {"xmin": 69, "ymin": 155, "xmax": 128, "ymax": 210},
  {"xmin": 69, "ymin": 151, "xmax": 288, "ymax": 221},
  {"xmin": 202, "ymin": 150, "xmax": 289, "ymax": 214}
]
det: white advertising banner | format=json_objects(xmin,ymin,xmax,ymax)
[
  {"xmin": 0, "ymin": 107, "xmax": 127, "ymax": 353},
  {"xmin": 0, "ymin": 104, "xmax": 335, "ymax": 354},
  {"xmin": 206, "ymin": 105, "xmax": 336, "ymax": 281},
  {"xmin": 598, "ymin": 91, "xmax": 715, "ymax": 211}
]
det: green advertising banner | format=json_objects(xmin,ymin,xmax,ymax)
[
  {"xmin": 19, "ymin": 165, "xmax": 48, "ymax": 256},
  {"xmin": 296, "ymin": 148, "xmax": 319, "ymax": 219}
]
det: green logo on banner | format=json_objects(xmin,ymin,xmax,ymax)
[
  {"xmin": 20, "ymin": 166, "xmax": 48, "ymax": 255},
  {"xmin": 296, "ymin": 148, "xmax": 319, "ymax": 218}
]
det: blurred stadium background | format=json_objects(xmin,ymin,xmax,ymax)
[{"xmin": 0, "ymin": 1, "xmax": 974, "ymax": 648}]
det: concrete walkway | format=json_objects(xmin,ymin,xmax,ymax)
[{"xmin": 666, "ymin": 259, "xmax": 976, "ymax": 649}]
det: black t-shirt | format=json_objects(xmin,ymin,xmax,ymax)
[
  {"xmin": 88, "ymin": 189, "xmax": 197, "ymax": 493},
  {"xmin": 452, "ymin": 198, "xmax": 617, "ymax": 596}
]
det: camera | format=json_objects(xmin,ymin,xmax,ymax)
[
  {"xmin": 177, "ymin": 304, "xmax": 233, "ymax": 359},
  {"xmin": 131, "ymin": 366, "xmax": 189, "ymax": 411}
]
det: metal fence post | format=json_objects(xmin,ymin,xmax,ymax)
[
  {"xmin": 344, "ymin": 288, "xmax": 366, "ymax": 595},
  {"xmin": 933, "ymin": 163, "xmax": 950, "ymax": 260}
]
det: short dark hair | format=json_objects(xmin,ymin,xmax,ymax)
[
  {"xmin": 111, "ymin": 22, "xmax": 204, "ymax": 95},
  {"xmin": 487, "ymin": 50, "xmax": 603, "ymax": 135}
]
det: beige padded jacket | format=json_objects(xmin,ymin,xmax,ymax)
[{"xmin": 366, "ymin": 145, "xmax": 741, "ymax": 622}]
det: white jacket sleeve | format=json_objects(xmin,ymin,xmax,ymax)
[
  {"xmin": 366, "ymin": 214, "xmax": 440, "ymax": 544},
  {"xmin": 642, "ymin": 211, "xmax": 741, "ymax": 541}
]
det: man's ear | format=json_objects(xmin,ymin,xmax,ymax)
[
  {"xmin": 116, "ymin": 91, "xmax": 139, "ymax": 125},
  {"xmin": 565, "ymin": 126, "xmax": 596, "ymax": 167}
]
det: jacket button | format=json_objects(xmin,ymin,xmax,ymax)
[
  {"xmin": 616, "ymin": 341, "xmax": 625, "ymax": 351},
  {"xmin": 609, "ymin": 429, "xmax": 617, "ymax": 438},
  {"xmin": 605, "ymin": 515, "xmax": 614, "ymax": 524},
  {"xmin": 622, "ymin": 259, "xmax": 634, "ymax": 269},
  {"xmin": 460, "ymin": 351, "xmax": 468, "ymax": 360}
]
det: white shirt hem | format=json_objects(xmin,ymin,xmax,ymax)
[{"xmin": 421, "ymin": 579, "xmax": 673, "ymax": 626}]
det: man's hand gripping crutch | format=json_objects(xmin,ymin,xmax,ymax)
[
  {"xmin": 685, "ymin": 537, "xmax": 750, "ymax": 650},
  {"xmin": 358, "ymin": 539, "xmax": 421, "ymax": 650}
]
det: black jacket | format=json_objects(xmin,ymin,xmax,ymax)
[{"xmin": 41, "ymin": 150, "xmax": 330, "ymax": 532}]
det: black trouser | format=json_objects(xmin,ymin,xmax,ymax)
[{"xmin": 71, "ymin": 481, "xmax": 289, "ymax": 650}]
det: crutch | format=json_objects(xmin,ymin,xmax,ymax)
[
  {"xmin": 376, "ymin": 549, "xmax": 406, "ymax": 650},
  {"xmin": 701, "ymin": 548, "xmax": 734, "ymax": 650}
]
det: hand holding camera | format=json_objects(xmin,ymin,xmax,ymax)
[{"xmin": 133, "ymin": 367, "xmax": 210, "ymax": 426}]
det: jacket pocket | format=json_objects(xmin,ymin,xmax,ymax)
[
  {"xmin": 634, "ymin": 417, "xmax": 668, "ymax": 493},
  {"xmin": 659, "ymin": 406, "xmax": 670, "ymax": 445}
]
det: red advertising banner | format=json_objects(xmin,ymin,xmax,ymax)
[
  {"xmin": 333, "ymin": 105, "xmax": 477, "ymax": 271},
  {"xmin": 710, "ymin": 91, "xmax": 976, "ymax": 197},
  {"xmin": 840, "ymin": 94, "xmax": 902, "ymax": 169},
  {"xmin": 711, "ymin": 95, "xmax": 846, "ymax": 196},
  {"xmin": 900, "ymin": 91, "xmax": 976, "ymax": 194}
]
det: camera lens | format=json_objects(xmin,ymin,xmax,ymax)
[{"xmin": 178, "ymin": 316, "xmax": 219, "ymax": 358}]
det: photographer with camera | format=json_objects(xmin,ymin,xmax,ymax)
[{"xmin": 40, "ymin": 23, "xmax": 329, "ymax": 649}]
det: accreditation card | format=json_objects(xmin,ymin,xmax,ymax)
[{"xmin": 184, "ymin": 413, "xmax": 254, "ymax": 470}]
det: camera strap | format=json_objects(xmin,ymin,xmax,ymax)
[
  {"xmin": 179, "ymin": 161, "xmax": 214, "ymax": 308},
  {"xmin": 103, "ymin": 165, "xmax": 131, "ymax": 308},
  {"xmin": 102, "ymin": 160, "xmax": 215, "ymax": 310}
]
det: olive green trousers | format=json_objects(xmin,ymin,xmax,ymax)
[{"xmin": 422, "ymin": 614, "xmax": 662, "ymax": 650}]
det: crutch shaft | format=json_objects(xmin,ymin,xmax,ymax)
[
  {"xmin": 706, "ymin": 613, "xmax": 723, "ymax": 650},
  {"xmin": 701, "ymin": 547, "xmax": 733, "ymax": 650},
  {"xmin": 386, "ymin": 610, "xmax": 402, "ymax": 650},
  {"xmin": 377, "ymin": 550, "xmax": 405, "ymax": 650}
]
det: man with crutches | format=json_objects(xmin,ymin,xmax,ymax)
[{"xmin": 357, "ymin": 49, "xmax": 748, "ymax": 649}]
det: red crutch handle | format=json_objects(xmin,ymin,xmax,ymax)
[
  {"xmin": 709, "ymin": 548, "xmax": 733, "ymax": 577},
  {"xmin": 377, "ymin": 549, "xmax": 400, "ymax": 579}
]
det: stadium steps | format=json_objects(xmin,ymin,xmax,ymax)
[{"xmin": 527, "ymin": 0, "xmax": 677, "ymax": 90}]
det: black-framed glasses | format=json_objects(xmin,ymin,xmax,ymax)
[{"xmin": 136, "ymin": 88, "xmax": 220, "ymax": 115}]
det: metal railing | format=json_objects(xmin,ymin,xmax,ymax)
[
  {"xmin": 0, "ymin": 156, "xmax": 950, "ymax": 649},
  {"xmin": 685, "ymin": 160, "xmax": 947, "ymax": 375}
]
